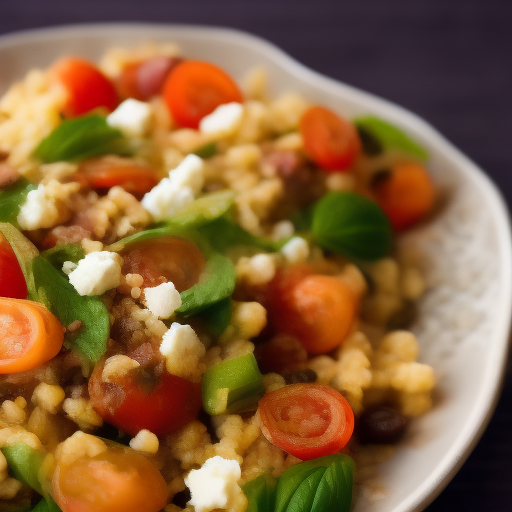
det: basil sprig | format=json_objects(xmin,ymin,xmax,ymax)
[
  {"xmin": 0, "ymin": 223, "xmax": 110, "ymax": 365},
  {"xmin": 33, "ymin": 115, "xmax": 130, "ymax": 164},
  {"xmin": 243, "ymin": 473, "xmax": 277, "ymax": 512},
  {"xmin": 354, "ymin": 116, "xmax": 428, "ymax": 160},
  {"xmin": 311, "ymin": 191, "xmax": 392, "ymax": 261},
  {"xmin": 0, "ymin": 178, "xmax": 37, "ymax": 227}
]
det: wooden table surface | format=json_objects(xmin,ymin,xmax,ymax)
[{"xmin": 1, "ymin": 0, "xmax": 511, "ymax": 509}]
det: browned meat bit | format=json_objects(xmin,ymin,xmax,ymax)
[
  {"xmin": 254, "ymin": 334, "xmax": 308, "ymax": 374},
  {"xmin": 0, "ymin": 162, "xmax": 21, "ymax": 188},
  {"xmin": 42, "ymin": 225, "xmax": 92, "ymax": 249},
  {"xmin": 357, "ymin": 405, "xmax": 408, "ymax": 444}
]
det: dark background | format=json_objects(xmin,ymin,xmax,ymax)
[{"xmin": 1, "ymin": 0, "xmax": 511, "ymax": 510}]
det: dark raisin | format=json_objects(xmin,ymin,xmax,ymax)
[
  {"xmin": 172, "ymin": 488, "xmax": 192, "ymax": 509},
  {"xmin": 387, "ymin": 301, "xmax": 417, "ymax": 330},
  {"xmin": 370, "ymin": 168, "xmax": 393, "ymax": 189},
  {"xmin": 357, "ymin": 126, "xmax": 383, "ymax": 156},
  {"xmin": 283, "ymin": 369, "xmax": 318, "ymax": 385},
  {"xmin": 357, "ymin": 405, "xmax": 408, "ymax": 444}
]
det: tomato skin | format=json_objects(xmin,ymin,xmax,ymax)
[
  {"xmin": 52, "ymin": 445, "xmax": 168, "ymax": 512},
  {"xmin": 163, "ymin": 60, "xmax": 243, "ymax": 129},
  {"xmin": 300, "ymin": 106, "xmax": 361, "ymax": 172},
  {"xmin": 76, "ymin": 158, "xmax": 160, "ymax": 197},
  {"xmin": 0, "ymin": 235, "xmax": 28, "ymax": 299},
  {"xmin": 373, "ymin": 162, "xmax": 435, "ymax": 231},
  {"xmin": 89, "ymin": 361, "xmax": 202, "ymax": 436},
  {"xmin": 259, "ymin": 384, "xmax": 354, "ymax": 460},
  {"xmin": 51, "ymin": 58, "xmax": 119, "ymax": 117},
  {"xmin": 268, "ymin": 266, "xmax": 357, "ymax": 355}
]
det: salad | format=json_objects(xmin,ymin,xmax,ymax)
[{"xmin": 0, "ymin": 42, "xmax": 437, "ymax": 512}]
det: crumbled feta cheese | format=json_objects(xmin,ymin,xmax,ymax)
[
  {"xmin": 68, "ymin": 251, "xmax": 122, "ymax": 296},
  {"xmin": 129, "ymin": 429, "xmax": 159, "ymax": 454},
  {"xmin": 199, "ymin": 102, "xmax": 244, "ymax": 138},
  {"xmin": 236, "ymin": 253, "xmax": 276, "ymax": 286},
  {"xmin": 272, "ymin": 220, "xmax": 295, "ymax": 240},
  {"xmin": 160, "ymin": 323, "xmax": 206, "ymax": 382},
  {"xmin": 185, "ymin": 456, "xmax": 242, "ymax": 512},
  {"xmin": 106, "ymin": 98, "xmax": 153, "ymax": 137},
  {"xmin": 144, "ymin": 281, "xmax": 182, "ymax": 319},
  {"xmin": 17, "ymin": 185, "xmax": 58, "ymax": 230},
  {"xmin": 280, "ymin": 236, "xmax": 310, "ymax": 264},
  {"xmin": 169, "ymin": 154, "xmax": 205, "ymax": 195},
  {"xmin": 62, "ymin": 261, "xmax": 77, "ymax": 275}
]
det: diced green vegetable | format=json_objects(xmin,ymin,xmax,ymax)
[
  {"xmin": 0, "ymin": 223, "xmax": 110, "ymax": 365},
  {"xmin": 1, "ymin": 443, "xmax": 46, "ymax": 495},
  {"xmin": 41, "ymin": 243, "xmax": 85, "ymax": 269},
  {"xmin": 274, "ymin": 454, "xmax": 355, "ymax": 512},
  {"xmin": 0, "ymin": 178, "xmax": 37, "ymax": 227},
  {"xmin": 311, "ymin": 192, "xmax": 392, "ymax": 261},
  {"xmin": 243, "ymin": 473, "xmax": 277, "ymax": 512},
  {"xmin": 164, "ymin": 190, "xmax": 235, "ymax": 229},
  {"xmin": 193, "ymin": 141, "xmax": 218, "ymax": 159},
  {"xmin": 354, "ymin": 116, "xmax": 428, "ymax": 160},
  {"xmin": 201, "ymin": 352, "xmax": 265, "ymax": 415},
  {"xmin": 198, "ymin": 298, "xmax": 232, "ymax": 337},
  {"xmin": 33, "ymin": 115, "xmax": 130, "ymax": 163}
]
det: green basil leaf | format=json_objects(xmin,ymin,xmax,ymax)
[
  {"xmin": 31, "ymin": 498, "xmax": 62, "ymax": 512},
  {"xmin": 1, "ymin": 443, "xmax": 46, "ymax": 495},
  {"xmin": 193, "ymin": 141, "xmax": 218, "ymax": 159},
  {"xmin": 41, "ymin": 243, "xmax": 85, "ymax": 269},
  {"xmin": 311, "ymin": 191, "xmax": 392, "ymax": 261},
  {"xmin": 0, "ymin": 223, "xmax": 110, "ymax": 365},
  {"xmin": 243, "ymin": 473, "xmax": 277, "ymax": 512},
  {"xmin": 284, "ymin": 468, "xmax": 326, "ymax": 512},
  {"xmin": 0, "ymin": 178, "xmax": 37, "ymax": 227},
  {"xmin": 33, "ymin": 115, "xmax": 130, "ymax": 164},
  {"xmin": 310, "ymin": 455, "xmax": 355, "ymax": 512},
  {"xmin": 354, "ymin": 116, "xmax": 428, "ymax": 160},
  {"xmin": 198, "ymin": 298, "xmax": 232, "ymax": 337}
]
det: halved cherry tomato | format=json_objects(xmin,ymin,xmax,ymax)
[
  {"xmin": 121, "ymin": 237, "xmax": 206, "ymax": 290},
  {"xmin": 0, "ymin": 234, "xmax": 27, "ymax": 299},
  {"xmin": 268, "ymin": 266, "xmax": 357, "ymax": 355},
  {"xmin": 259, "ymin": 383, "xmax": 355, "ymax": 460},
  {"xmin": 299, "ymin": 106, "xmax": 361, "ymax": 171},
  {"xmin": 0, "ymin": 298, "xmax": 64, "ymax": 374},
  {"xmin": 51, "ymin": 57, "xmax": 119, "ymax": 117},
  {"xmin": 89, "ymin": 360, "xmax": 201, "ymax": 436},
  {"xmin": 163, "ymin": 60, "xmax": 243, "ymax": 129},
  {"xmin": 53, "ymin": 444, "xmax": 168, "ymax": 512},
  {"xmin": 372, "ymin": 162, "xmax": 436, "ymax": 231},
  {"xmin": 76, "ymin": 157, "xmax": 160, "ymax": 197}
]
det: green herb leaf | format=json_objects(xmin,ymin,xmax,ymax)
[
  {"xmin": 31, "ymin": 498, "xmax": 62, "ymax": 512},
  {"xmin": 243, "ymin": 473, "xmax": 277, "ymax": 512},
  {"xmin": 198, "ymin": 298, "xmax": 232, "ymax": 337},
  {"xmin": 192, "ymin": 141, "xmax": 218, "ymax": 159},
  {"xmin": 0, "ymin": 224, "xmax": 110, "ymax": 365},
  {"xmin": 1, "ymin": 443, "xmax": 46, "ymax": 495},
  {"xmin": 354, "ymin": 116, "xmax": 428, "ymax": 160},
  {"xmin": 41, "ymin": 243, "xmax": 85, "ymax": 269},
  {"xmin": 311, "ymin": 192, "xmax": 392, "ymax": 261},
  {"xmin": 33, "ymin": 115, "xmax": 130, "ymax": 164},
  {"xmin": 285, "ymin": 468, "xmax": 326, "ymax": 512},
  {"xmin": 201, "ymin": 353, "xmax": 265, "ymax": 415},
  {"xmin": 0, "ymin": 178, "xmax": 37, "ymax": 227}
]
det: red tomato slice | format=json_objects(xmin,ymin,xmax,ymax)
[
  {"xmin": 53, "ymin": 444, "xmax": 168, "ymax": 512},
  {"xmin": 163, "ymin": 60, "xmax": 243, "ymax": 129},
  {"xmin": 51, "ymin": 57, "xmax": 119, "ymax": 117},
  {"xmin": 89, "ymin": 360, "xmax": 201, "ymax": 436},
  {"xmin": 300, "ymin": 106, "xmax": 361, "ymax": 172},
  {"xmin": 0, "ymin": 234, "xmax": 28, "ymax": 299},
  {"xmin": 76, "ymin": 158, "xmax": 160, "ymax": 197},
  {"xmin": 259, "ymin": 384, "xmax": 354, "ymax": 460},
  {"xmin": 372, "ymin": 162, "xmax": 436, "ymax": 231},
  {"xmin": 121, "ymin": 237, "xmax": 206, "ymax": 290}
]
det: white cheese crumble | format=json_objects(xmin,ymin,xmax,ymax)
[
  {"xmin": 67, "ymin": 251, "xmax": 122, "ymax": 296},
  {"xmin": 185, "ymin": 456, "xmax": 242, "ymax": 512},
  {"xmin": 144, "ymin": 281, "xmax": 182, "ymax": 319},
  {"xmin": 199, "ymin": 102, "xmax": 244, "ymax": 138},
  {"xmin": 106, "ymin": 98, "xmax": 153, "ymax": 137},
  {"xmin": 159, "ymin": 323, "xmax": 206, "ymax": 382},
  {"xmin": 280, "ymin": 236, "xmax": 310, "ymax": 264},
  {"xmin": 141, "ymin": 154, "xmax": 204, "ymax": 222},
  {"xmin": 236, "ymin": 253, "xmax": 276, "ymax": 286},
  {"xmin": 129, "ymin": 429, "xmax": 159, "ymax": 454}
]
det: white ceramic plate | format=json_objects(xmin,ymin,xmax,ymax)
[{"xmin": 0, "ymin": 23, "xmax": 511, "ymax": 512}]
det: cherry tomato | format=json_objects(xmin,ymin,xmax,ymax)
[
  {"xmin": 89, "ymin": 360, "xmax": 201, "ymax": 436},
  {"xmin": 372, "ymin": 162, "xmax": 436, "ymax": 231},
  {"xmin": 52, "ymin": 444, "xmax": 168, "ymax": 512},
  {"xmin": 163, "ymin": 60, "xmax": 243, "ymax": 129},
  {"xmin": 268, "ymin": 266, "xmax": 357, "ymax": 355},
  {"xmin": 121, "ymin": 237, "xmax": 206, "ymax": 290},
  {"xmin": 51, "ymin": 57, "xmax": 119, "ymax": 117},
  {"xmin": 0, "ymin": 234, "xmax": 27, "ymax": 299},
  {"xmin": 259, "ymin": 383, "xmax": 354, "ymax": 460},
  {"xmin": 299, "ymin": 106, "xmax": 361, "ymax": 171},
  {"xmin": 76, "ymin": 157, "xmax": 160, "ymax": 197}
]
